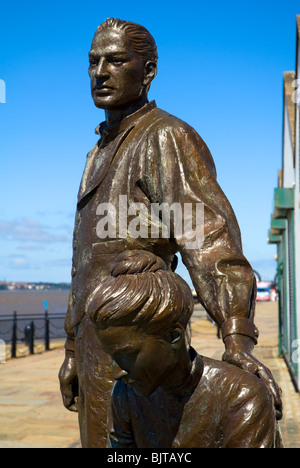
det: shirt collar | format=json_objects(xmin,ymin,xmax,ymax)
[{"xmin": 95, "ymin": 100, "xmax": 157, "ymax": 145}]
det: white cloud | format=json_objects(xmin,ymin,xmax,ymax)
[
  {"xmin": 0, "ymin": 218, "xmax": 70, "ymax": 244},
  {"xmin": 16, "ymin": 244, "xmax": 44, "ymax": 251},
  {"xmin": 11, "ymin": 256, "xmax": 30, "ymax": 268},
  {"xmin": 0, "ymin": 254, "xmax": 32, "ymax": 270}
]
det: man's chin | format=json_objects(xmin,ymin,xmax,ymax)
[
  {"xmin": 92, "ymin": 97, "xmax": 112, "ymax": 110},
  {"xmin": 91, "ymin": 92, "xmax": 115, "ymax": 108},
  {"xmin": 91, "ymin": 95, "xmax": 141, "ymax": 111}
]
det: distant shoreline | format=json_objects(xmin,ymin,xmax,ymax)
[{"xmin": 0, "ymin": 282, "xmax": 70, "ymax": 291}]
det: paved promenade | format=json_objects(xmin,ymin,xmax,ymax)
[{"xmin": 0, "ymin": 301, "xmax": 299, "ymax": 448}]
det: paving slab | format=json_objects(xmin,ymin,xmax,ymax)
[{"xmin": 0, "ymin": 347, "xmax": 80, "ymax": 448}]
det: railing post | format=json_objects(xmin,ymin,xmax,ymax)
[
  {"xmin": 11, "ymin": 311, "xmax": 17, "ymax": 359},
  {"xmin": 45, "ymin": 310, "xmax": 50, "ymax": 351},
  {"xmin": 29, "ymin": 321, "xmax": 35, "ymax": 355}
]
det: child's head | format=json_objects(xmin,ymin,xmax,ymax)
[{"xmin": 86, "ymin": 250, "xmax": 194, "ymax": 396}]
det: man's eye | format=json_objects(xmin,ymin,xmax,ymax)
[
  {"xmin": 89, "ymin": 61, "xmax": 97, "ymax": 67},
  {"xmin": 109, "ymin": 58, "xmax": 124, "ymax": 64}
]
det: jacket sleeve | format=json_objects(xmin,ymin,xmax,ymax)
[
  {"xmin": 63, "ymin": 208, "xmax": 82, "ymax": 349},
  {"xmin": 63, "ymin": 283, "xmax": 75, "ymax": 351},
  {"xmin": 140, "ymin": 118, "xmax": 258, "ymax": 343},
  {"xmin": 107, "ymin": 381, "xmax": 136, "ymax": 448}
]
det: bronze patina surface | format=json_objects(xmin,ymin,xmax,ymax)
[
  {"xmin": 87, "ymin": 250, "xmax": 281, "ymax": 448},
  {"xmin": 59, "ymin": 18, "xmax": 282, "ymax": 448}
]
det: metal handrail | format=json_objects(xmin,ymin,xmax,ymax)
[{"xmin": 0, "ymin": 311, "xmax": 66, "ymax": 359}]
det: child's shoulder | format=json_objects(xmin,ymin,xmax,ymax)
[{"xmin": 201, "ymin": 355, "xmax": 272, "ymax": 406}]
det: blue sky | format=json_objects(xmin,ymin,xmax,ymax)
[{"xmin": 0, "ymin": 0, "xmax": 299, "ymax": 285}]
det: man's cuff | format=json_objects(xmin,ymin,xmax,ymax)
[
  {"xmin": 221, "ymin": 318, "xmax": 259, "ymax": 345},
  {"xmin": 65, "ymin": 337, "xmax": 75, "ymax": 355}
]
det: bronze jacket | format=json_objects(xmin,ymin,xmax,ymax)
[
  {"xmin": 107, "ymin": 351, "xmax": 276, "ymax": 448},
  {"xmin": 64, "ymin": 101, "xmax": 257, "ymax": 341}
]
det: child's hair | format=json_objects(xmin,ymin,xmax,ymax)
[{"xmin": 86, "ymin": 250, "xmax": 194, "ymax": 334}]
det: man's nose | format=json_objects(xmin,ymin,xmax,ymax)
[
  {"xmin": 112, "ymin": 361, "xmax": 128, "ymax": 380},
  {"xmin": 95, "ymin": 58, "xmax": 109, "ymax": 78}
]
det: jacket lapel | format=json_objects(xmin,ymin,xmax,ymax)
[{"xmin": 77, "ymin": 125, "xmax": 134, "ymax": 206}]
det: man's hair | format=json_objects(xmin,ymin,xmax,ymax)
[
  {"xmin": 95, "ymin": 18, "xmax": 158, "ymax": 65},
  {"xmin": 86, "ymin": 250, "xmax": 194, "ymax": 334}
]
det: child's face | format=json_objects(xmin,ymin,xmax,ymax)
[{"xmin": 95, "ymin": 325, "xmax": 179, "ymax": 397}]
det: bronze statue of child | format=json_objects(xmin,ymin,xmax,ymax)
[{"xmin": 86, "ymin": 250, "xmax": 282, "ymax": 448}]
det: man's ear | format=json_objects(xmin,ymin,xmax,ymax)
[
  {"xmin": 143, "ymin": 61, "xmax": 157, "ymax": 87},
  {"xmin": 170, "ymin": 325, "xmax": 184, "ymax": 351}
]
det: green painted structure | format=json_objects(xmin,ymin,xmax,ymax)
[{"xmin": 268, "ymin": 17, "xmax": 300, "ymax": 391}]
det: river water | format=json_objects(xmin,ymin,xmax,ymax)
[{"xmin": 0, "ymin": 290, "xmax": 70, "ymax": 316}]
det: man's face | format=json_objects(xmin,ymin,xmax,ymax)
[
  {"xmin": 95, "ymin": 325, "xmax": 178, "ymax": 397},
  {"xmin": 88, "ymin": 28, "xmax": 146, "ymax": 110}
]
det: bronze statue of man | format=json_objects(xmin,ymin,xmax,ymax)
[{"xmin": 59, "ymin": 18, "xmax": 282, "ymax": 448}]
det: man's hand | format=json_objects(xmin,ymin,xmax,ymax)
[
  {"xmin": 223, "ymin": 334, "xmax": 283, "ymax": 420},
  {"xmin": 59, "ymin": 352, "xmax": 79, "ymax": 413}
]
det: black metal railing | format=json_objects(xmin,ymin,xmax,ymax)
[{"xmin": 0, "ymin": 310, "xmax": 66, "ymax": 359}]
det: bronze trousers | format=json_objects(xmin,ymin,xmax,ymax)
[{"xmin": 75, "ymin": 315, "xmax": 113, "ymax": 448}]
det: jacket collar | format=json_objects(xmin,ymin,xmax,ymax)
[
  {"xmin": 163, "ymin": 348, "xmax": 204, "ymax": 398},
  {"xmin": 77, "ymin": 101, "xmax": 157, "ymax": 206},
  {"xmin": 95, "ymin": 100, "xmax": 157, "ymax": 147}
]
